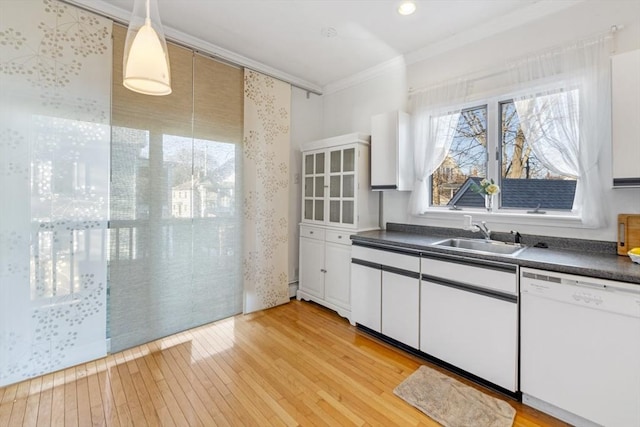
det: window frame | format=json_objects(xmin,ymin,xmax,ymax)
[{"xmin": 420, "ymin": 81, "xmax": 583, "ymax": 226}]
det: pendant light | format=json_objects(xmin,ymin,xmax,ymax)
[{"xmin": 123, "ymin": 0, "xmax": 172, "ymax": 96}]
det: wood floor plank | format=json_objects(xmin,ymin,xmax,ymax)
[
  {"xmin": 0, "ymin": 300, "xmax": 572, "ymax": 427},
  {"xmin": 49, "ymin": 370, "xmax": 66, "ymax": 427},
  {"xmin": 75, "ymin": 366, "xmax": 92, "ymax": 427},
  {"xmin": 35, "ymin": 373, "xmax": 54, "ymax": 427},
  {"xmin": 7, "ymin": 379, "xmax": 31, "ymax": 427},
  {"xmin": 22, "ymin": 376, "xmax": 42, "ymax": 427}
]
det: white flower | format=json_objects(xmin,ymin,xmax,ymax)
[{"xmin": 486, "ymin": 183, "xmax": 500, "ymax": 195}]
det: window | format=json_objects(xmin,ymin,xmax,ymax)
[{"xmin": 430, "ymin": 93, "xmax": 577, "ymax": 212}]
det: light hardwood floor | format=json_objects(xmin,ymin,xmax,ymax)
[{"xmin": 0, "ymin": 300, "xmax": 568, "ymax": 426}]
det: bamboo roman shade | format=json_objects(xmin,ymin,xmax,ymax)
[
  {"xmin": 109, "ymin": 24, "xmax": 244, "ymax": 353},
  {"xmin": 193, "ymin": 54, "xmax": 243, "ymax": 142},
  {"xmin": 112, "ymin": 24, "xmax": 243, "ymax": 142},
  {"xmin": 112, "ymin": 25, "xmax": 193, "ymax": 136}
]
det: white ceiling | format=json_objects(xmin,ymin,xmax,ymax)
[{"xmin": 72, "ymin": 0, "xmax": 583, "ymax": 92}]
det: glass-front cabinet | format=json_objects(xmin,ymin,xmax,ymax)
[
  {"xmin": 302, "ymin": 134, "xmax": 375, "ymax": 229},
  {"xmin": 304, "ymin": 145, "xmax": 358, "ymax": 227},
  {"xmin": 298, "ymin": 133, "xmax": 379, "ymax": 324}
]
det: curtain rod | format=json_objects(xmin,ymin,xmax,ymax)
[{"xmin": 59, "ymin": 0, "xmax": 323, "ymax": 96}]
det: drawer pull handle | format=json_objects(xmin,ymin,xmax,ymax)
[
  {"xmin": 320, "ymin": 269, "xmax": 327, "ymax": 273},
  {"xmin": 309, "ymin": 231, "xmax": 314, "ymax": 234}
]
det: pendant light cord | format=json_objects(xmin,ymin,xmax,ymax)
[{"xmin": 145, "ymin": 0, "xmax": 151, "ymax": 25}]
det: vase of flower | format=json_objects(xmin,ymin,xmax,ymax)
[
  {"xmin": 472, "ymin": 179, "xmax": 500, "ymax": 213},
  {"xmin": 485, "ymin": 194, "xmax": 494, "ymax": 212}
]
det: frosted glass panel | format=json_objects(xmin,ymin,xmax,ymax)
[
  {"xmin": 330, "ymin": 150, "xmax": 342, "ymax": 173},
  {"xmin": 330, "ymin": 201, "xmax": 340, "ymax": 222},
  {"xmin": 315, "ymin": 152, "xmax": 325, "ymax": 174},
  {"xmin": 343, "ymin": 201, "xmax": 354, "ymax": 224},
  {"xmin": 343, "ymin": 175, "xmax": 354, "ymax": 198},
  {"xmin": 314, "ymin": 200, "xmax": 324, "ymax": 221},
  {"xmin": 304, "ymin": 200, "xmax": 313, "ymax": 220},
  {"xmin": 315, "ymin": 176, "xmax": 325, "ymax": 197},
  {"xmin": 330, "ymin": 176, "xmax": 341, "ymax": 197},
  {"xmin": 305, "ymin": 154, "xmax": 314, "ymax": 175},
  {"xmin": 0, "ymin": 1, "xmax": 111, "ymax": 387},
  {"xmin": 305, "ymin": 177, "xmax": 313, "ymax": 197},
  {"xmin": 344, "ymin": 148, "xmax": 355, "ymax": 172}
]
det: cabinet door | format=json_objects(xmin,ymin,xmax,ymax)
[
  {"xmin": 299, "ymin": 237, "xmax": 325, "ymax": 298},
  {"xmin": 612, "ymin": 50, "xmax": 640, "ymax": 185},
  {"xmin": 328, "ymin": 146, "xmax": 356, "ymax": 227},
  {"xmin": 324, "ymin": 242, "xmax": 351, "ymax": 309},
  {"xmin": 382, "ymin": 271, "xmax": 419, "ymax": 349},
  {"xmin": 420, "ymin": 279, "xmax": 518, "ymax": 392},
  {"xmin": 351, "ymin": 262, "xmax": 381, "ymax": 332},
  {"xmin": 302, "ymin": 151, "xmax": 326, "ymax": 222}
]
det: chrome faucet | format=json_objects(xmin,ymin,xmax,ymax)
[
  {"xmin": 473, "ymin": 221, "xmax": 492, "ymax": 240},
  {"xmin": 463, "ymin": 215, "xmax": 491, "ymax": 240}
]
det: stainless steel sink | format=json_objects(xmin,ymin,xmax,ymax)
[{"xmin": 432, "ymin": 238, "xmax": 526, "ymax": 256}]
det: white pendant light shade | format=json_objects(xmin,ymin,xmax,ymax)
[{"xmin": 123, "ymin": 0, "xmax": 172, "ymax": 96}]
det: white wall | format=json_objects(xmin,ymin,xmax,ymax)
[
  {"xmin": 319, "ymin": 0, "xmax": 640, "ymax": 242},
  {"xmin": 289, "ymin": 87, "xmax": 323, "ymax": 285},
  {"xmin": 322, "ymin": 58, "xmax": 409, "ymax": 136}
]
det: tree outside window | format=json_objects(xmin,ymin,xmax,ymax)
[{"xmin": 430, "ymin": 97, "xmax": 576, "ymax": 211}]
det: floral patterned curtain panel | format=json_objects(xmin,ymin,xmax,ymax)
[
  {"xmin": 0, "ymin": 0, "xmax": 111, "ymax": 386},
  {"xmin": 243, "ymin": 70, "xmax": 291, "ymax": 313}
]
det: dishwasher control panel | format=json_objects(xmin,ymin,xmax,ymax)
[{"xmin": 521, "ymin": 268, "xmax": 640, "ymax": 318}]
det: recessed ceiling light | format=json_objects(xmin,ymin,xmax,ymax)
[{"xmin": 398, "ymin": 1, "xmax": 417, "ymax": 16}]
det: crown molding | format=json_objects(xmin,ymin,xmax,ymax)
[
  {"xmin": 61, "ymin": 0, "xmax": 323, "ymax": 95},
  {"xmin": 405, "ymin": 0, "xmax": 585, "ymax": 65},
  {"xmin": 322, "ymin": 55, "xmax": 407, "ymax": 95}
]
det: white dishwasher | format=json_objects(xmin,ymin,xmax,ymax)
[{"xmin": 520, "ymin": 268, "xmax": 640, "ymax": 427}]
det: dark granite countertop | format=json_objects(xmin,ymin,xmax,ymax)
[{"xmin": 350, "ymin": 224, "xmax": 640, "ymax": 285}]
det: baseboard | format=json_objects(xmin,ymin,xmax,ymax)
[
  {"xmin": 522, "ymin": 394, "xmax": 600, "ymax": 427},
  {"xmin": 289, "ymin": 282, "xmax": 298, "ymax": 298}
]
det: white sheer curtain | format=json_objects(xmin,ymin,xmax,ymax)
[
  {"xmin": 408, "ymin": 81, "xmax": 469, "ymax": 215},
  {"xmin": 0, "ymin": 0, "xmax": 111, "ymax": 386},
  {"xmin": 510, "ymin": 36, "xmax": 612, "ymax": 227}
]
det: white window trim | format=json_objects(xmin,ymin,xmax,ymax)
[{"xmin": 417, "ymin": 78, "xmax": 585, "ymax": 226}]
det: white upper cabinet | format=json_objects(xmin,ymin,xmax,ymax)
[
  {"xmin": 301, "ymin": 133, "xmax": 379, "ymax": 230},
  {"xmin": 612, "ymin": 49, "xmax": 640, "ymax": 187},
  {"xmin": 371, "ymin": 111, "xmax": 413, "ymax": 191}
]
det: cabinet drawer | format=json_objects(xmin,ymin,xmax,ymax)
[
  {"xmin": 325, "ymin": 230, "xmax": 350, "ymax": 245},
  {"xmin": 421, "ymin": 256, "xmax": 517, "ymax": 294},
  {"xmin": 352, "ymin": 245, "xmax": 419, "ymax": 272},
  {"xmin": 300, "ymin": 225, "xmax": 325, "ymax": 241}
]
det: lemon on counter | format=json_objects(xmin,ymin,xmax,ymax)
[
  {"xmin": 629, "ymin": 247, "xmax": 640, "ymax": 255},
  {"xmin": 629, "ymin": 248, "xmax": 640, "ymax": 264}
]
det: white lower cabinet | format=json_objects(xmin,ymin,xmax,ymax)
[
  {"xmin": 324, "ymin": 240, "xmax": 352, "ymax": 309},
  {"xmin": 382, "ymin": 270, "xmax": 419, "ymax": 348},
  {"xmin": 299, "ymin": 236, "xmax": 325, "ymax": 298},
  {"xmin": 351, "ymin": 261, "xmax": 381, "ymax": 332},
  {"xmin": 351, "ymin": 244, "xmax": 519, "ymax": 393},
  {"xmin": 420, "ymin": 255, "xmax": 519, "ymax": 393},
  {"xmin": 298, "ymin": 225, "xmax": 352, "ymax": 322},
  {"xmin": 351, "ymin": 245, "xmax": 420, "ymax": 348}
]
